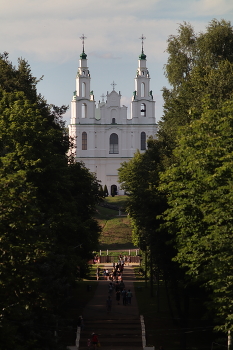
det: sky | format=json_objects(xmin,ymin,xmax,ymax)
[{"xmin": 1, "ymin": 0, "xmax": 233, "ymax": 125}]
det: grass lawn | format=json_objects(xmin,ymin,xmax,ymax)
[
  {"xmin": 95, "ymin": 195, "xmax": 136, "ymax": 250},
  {"xmin": 104, "ymin": 195, "xmax": 129, "ymax": 209}
]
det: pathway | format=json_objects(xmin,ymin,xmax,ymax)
[{"xmin": 68, "ymin": 264, "xmax": 143, "ymax": 350}]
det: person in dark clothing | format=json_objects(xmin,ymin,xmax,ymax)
[
  {"xmin": 116, "ymin": 290, "xmax": 121, "ymax": 305},
  {"xmin": 127, "ymin": 289, "xmax": 132, "ymax": 305},
  {"xmin": 122, "ymin": 288, "xmax": 127, "ymax": 305}
]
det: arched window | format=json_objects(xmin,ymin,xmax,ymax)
[
  {"xmin": 82, "ymin": 132, "xmax": 87, "ymax": 150},
  {"xmin": 141, "ymin": 132, "xmax": 146, "ymax": 150},
  {"xmin": 82, "ymin": 82, "xmax": 86, "ymax": 97},
  {"xmin": 82, "ymin": 103, "xmax": 87, "ymax": 118},
  {"xmin": 140, "ymin": 103, "xmax": 146, "ymax": 117},
  {"xmin": 141, "ymin": 82, "xmax": 145, "ymax": 97},
  {"xmin": 109, "ymin": 133, "xmax": 118, "ymax": 154},
  {"xmin": 112, "ymin": 118, "xmax": 116, "ymax": 124}
]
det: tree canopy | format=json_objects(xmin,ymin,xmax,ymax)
[
  {"xmin": 118, "ymin": 19, "xmax": 233, "ymax": 340},
  {"xmin": 160, "ymin": 19, "xmax": 233, "ymax": 156},
  {"xmin": 159, "ymin": 19, "xmax": 233, "ymax": 334},
  {"xmin": 160, "ymin": 97, "xmax": 233, "ymax": 333},
  {"xmin": 0, "ymin": 53, "xmax": 101, "ymax": 349}
]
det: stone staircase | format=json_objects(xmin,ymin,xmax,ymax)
[{"xmin": 78, "ymin": 318, "xmax": 142, "ymax": 350}]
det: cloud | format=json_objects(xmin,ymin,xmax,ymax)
[
  {"xmin": 0, "ymin": 14, "xmax": 176, "ymax": 63},
  {"xmin": 1, "ymin": 0, "xmax": 232, "ymax": 66},
  {"xmin": 1, "ymin": 0, "xmax": 232, "ymax": 124},
  {"xmin": 190, "ymin": 0, "xmax": 233, "ymax": 16}
]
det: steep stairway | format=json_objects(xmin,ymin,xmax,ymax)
[
  {"xmin": 67, "ymin": 265, "xmax": 142, "ymax": 350},
  {"xmin": 79, "ymin": 318, "xmax": 142, "ymax": 350}
]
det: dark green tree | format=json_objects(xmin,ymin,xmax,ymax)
[
  {"xmin": 160, "ymin": 96, "xmax": 233, "ymax": 334},
  {"xmin": 0, "ymin": 53, "xmax": 101, "ymax": 349},
  {"xmin": 119, "ymin": 141, "xmax": 180, "ymax": 294},
  {"xmin": 103, "ymin": 184, "xmax": 108, "ymax": 197},
  {"xmin": 118, "ymin": 19, "xmax": 233, "ymax": 347}
]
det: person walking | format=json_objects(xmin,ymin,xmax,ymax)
[
  {"xmin": 116, "ymin": 289, "xmax": 121, "ymax": 305},
  {"xmin": 122, "ymin": 288, "xmax": 127, "ymax": 305},
  {"xmin": 108, "ymin": 282, "xmax": 113, "ymax": 295},
  {"xmin": 91, "ymin": 332, "xmax": 99, "ymax": 350},
  {"xmin": 77, "ymin": 315, "xmax": 84, "ymax": 330},
  {"xmin": 106, "ymin": 295, "xmax": 112, "ymax": 313},
  {"xmin": 127, "ymin": 289, "xmax": 132, "ymax": 305}
]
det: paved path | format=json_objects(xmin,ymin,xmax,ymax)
[
  {"xmin": 83, "ymin": 264, "xmax": 139, "ymax": 320},
  {"xmin": 71, "ymin": 264, "xmax": 143, "ymax": 350}
]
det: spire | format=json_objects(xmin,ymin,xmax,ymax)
[
  {"xmin": 80, "ymin": 34, "xmax": 87, "ymax": 59},
  {"xmin": 139, "ymin": 34, "xmax": 147, "ymax": 60}
]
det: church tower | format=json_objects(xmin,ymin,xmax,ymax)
[
  {"xmin": 131, "ymin": 34, "xmax": 155, "ymax": 123},
  {"xmin": 69, "ymin": 35, "xmax": 157, "ymax": 195},
  {"xmin": 70, "ymin": 34, "xmax": 95, "ymax": 128}
]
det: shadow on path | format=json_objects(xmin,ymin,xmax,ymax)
[{"xmin": 75, "ymin": 265, "xmax": 143, "ymax": 350}]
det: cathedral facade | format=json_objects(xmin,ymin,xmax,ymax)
[{"xmin": 69, "ymin": 38, "xmax": 158, "ymax": 195}]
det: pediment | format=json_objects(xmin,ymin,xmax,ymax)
[{"xmin": 107, "ymin": 91, "xmax": 121, "ymax": 107}]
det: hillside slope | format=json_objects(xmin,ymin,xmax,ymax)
[{"xmin": 95, "ymin": 196, "xmax": 135, "ymax": 250}]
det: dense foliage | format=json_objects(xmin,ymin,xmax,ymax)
[
  {"xmin": 0, "ymin": 53, "xmax": 101, "ymax": 349},
  {"xmin": 119, "ymin": 19, "xmax": 233, "ymax": 341},
  {"xmin": 160, "ymin": 98, "xmax": 233, "ymax": 333},
  {"xmin": 160, "ymin": 19, "xmax": 233, "ymax": 335}
]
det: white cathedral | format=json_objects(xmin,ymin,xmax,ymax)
[{"xmin": 69, "ymin": 36, "xmax": 158, "ymax": 195}]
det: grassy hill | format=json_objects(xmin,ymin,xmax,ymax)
[{"xmin": 95, "ymin": 195, "xmax": 136, "ymax": 250}]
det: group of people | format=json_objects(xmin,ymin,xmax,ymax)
[
  {"xmin": 90, "ymin": 257, "xmax": 133, "ymax": 348},
  {"xmin": 96, "ymin": 260, "xmax": 126, "ymax": 281},
  {"xmin": 114, "ymin": 283, "xmax": 133, "ymax": 306},
  {"xmin": 106, "ymin": 275, "xmax": 133, "ymax": 312}
]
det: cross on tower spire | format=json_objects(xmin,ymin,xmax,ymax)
[
  {"xmin": 80, "ymin": 34, "xmax": 87, "ymax": 53},
  {"xmin": 111, "ymin": 81, "xmax": 117, "ymax": 91},
  {"xmin": 139, "ymin": 34, "xmax": 146, "ymax": 53}
]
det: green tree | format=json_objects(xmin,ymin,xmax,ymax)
[
  {"xmin": 160, "ymin": 97, "xmax": 233, "ymax": 334},
  {"xmin": 118, "ymin": 19, "xmax": 233, "ymax": 346},
  {"xmin": 0, "ymin": 54, "xmax": 101, "ymax": 349},
  {"xmin": 119, "ymin": 141, "xmax": 179, "ymax": 291},
  {"xmin": 158, "ymin": 19, "xmax": 233, "ymax": 341},
  {"xmin": 160, "ymin": 19, "xmax": 233, "ymax": 157},
  {"xmin": 103, "ymin": 184, "xmax": 108, "ymax": 197}
]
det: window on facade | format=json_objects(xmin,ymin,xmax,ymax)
[
  {"xmin": 82, "ymin": 103, "xmax": 87, "ymax": 118},
  {"xmin": 141, "ymin": 82, "xmax": 145, "ymax": 97},
  {"xmin": 141, "ymin": 103, "xmax": 146, "ymax": 116},
  {"xmin": 141, "ymin": 132, "xmax": 146, "ymax": 150},
  {"xmin": 109, "ymin": 133, "xmax": 119, "ymax": 154},
  {"xmin": 82, "ymin": 82, "xmax": 86, "ymax": 97},
  {"xmin": 112, "ymin": 118, "xmax": 116, "ymax": 124},
  {"xmin": 82, "ymin": 132, "xmax": 87, "ymax": 150}
]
